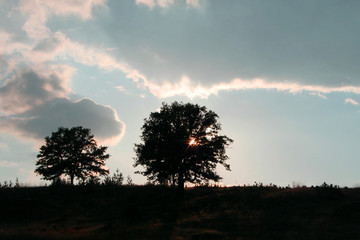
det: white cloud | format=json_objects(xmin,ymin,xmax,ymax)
[
  {"xmin": 0, "ymin": 30, "xmax": 30, "ymax": 55},
  {"xmin": 135, "ymin": 0, "xmax": 156, "ymax": 8},
  {"xmin": 0, "ymin": 31, "xmax": 11, "ymax": 45},
  {"xmin": 115, "ymin": 85, "xmax": 125, "ymax": 91},
  {"xmin": 157, "ymin": 0, "xmax": 174, "ymax": 8},
  {"xmin": 140, "ymin": 76, "xmax": 360, "ymax": 99},
  {"xmin": 0, "ymin": 160, "xmax": 18, "ymax": 167},
  {"xmin": 309, "ymin": 92, "xmax": 327, "ymax": 100},
  {"xmin": 135, "ymin": 0, "xmax": 174, "ymax": 8},
  {"xmin": 24, "ymin": 33, "xmax": 150, "ymax": 89},
  {"xmin": 345, "ymin": 98, "xmax": 359, "ymax": 106},
  {"xmin": 135, "ymin": 0, "xmax": 202, "ymax": 8},
  {"xmin": 186, "ymin": 0, "xmax": 203, "ymax": 8}
]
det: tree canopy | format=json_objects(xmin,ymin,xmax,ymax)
[
  {"xmin": 134, "ymin": 102, "xmax": 233, "ymax": 191},
  {"xmin": 35, "ymin": 126, "xmax": 110, "ymax": 185}
]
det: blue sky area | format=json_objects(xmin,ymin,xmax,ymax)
[{"xmin": 1, "ymin": 0, "xmax": 360, "ymax": 186}]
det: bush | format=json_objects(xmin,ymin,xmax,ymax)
[{"xmin": 103, "ymin": 169, "xmax": 124, "ymax": 186}]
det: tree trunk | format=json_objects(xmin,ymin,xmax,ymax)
[
  {"xmin": 70, "ymin": 175, "xmax": 74, "ymax": 185},
  {"xmin": 177, "ymin": 171, "xmax": 184, "ymax": 195},
  {"xmin": 172, "ymin": 174, "xmax": 176, "ymax": 187}
]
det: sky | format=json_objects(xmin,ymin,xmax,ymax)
[{"xmin": 1, "ymin": 0, "xmax": 360, "ymax": 187}]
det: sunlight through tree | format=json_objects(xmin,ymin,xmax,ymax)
[{"xmin": 134, "ymin": 102, "xmax": 233, "ymax": 192}]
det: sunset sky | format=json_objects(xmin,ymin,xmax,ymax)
[{"xmin": 1, "ymin": 0, "xmax": 360, "ymax": 187}]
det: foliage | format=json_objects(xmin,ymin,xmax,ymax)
[
  {"xmin": 126, "ymin": 175, "xmax": 133, "ymax": 185},
  {"xmin": 1, "ymin": 186, "xmax": 359, "ymax": 240},
  {"xmin": 14, "ymin": 177, "xmax": 20, "ymax": 188},
  {"xmin": 103, "ymin": 169, "xmax": 124, "ymax": 186},
  {"xmin": 0, "ymin": 180, "xmax": 12, "ymax": 188},
  {"xmin": 35, "ymin": 126, "xmax": 110, "ymax": 185},
  {"xmin": 134, "ymin": 102, "xmax": 233, "ymax": 191}
]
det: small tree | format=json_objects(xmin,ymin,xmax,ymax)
[
  {"xmin": 35, "ymin": 126, "xmax": 110, "ymax": 185},
  {"xmin": 103, "ymin": 168, "xmax": 124, "ymax": 186},
  {"xmin": 134, "ymin": 102, "xmax": 233, "ymax": 192}
]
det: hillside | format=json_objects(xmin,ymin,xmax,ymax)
[{"xmin": 0, "ymin": 185, "xmax": 359, "ymax": 240}]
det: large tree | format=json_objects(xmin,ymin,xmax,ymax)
[
  {"xmin": 134, "ymin": 102, "xmax": 233, "ymax": 191},
  {"xmin": 35, "ymin": 126, "xmax": 110, "ymax": 185}
]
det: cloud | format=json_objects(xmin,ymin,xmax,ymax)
[
  {"xmin": 0, "ymin": 69, "xmax": 71, "ymax": 114},
  {"xmin": 28, "ymin": 32, "xmax": 67, "ymax": 62},
  {"xmin": 19, "ymin": 0, "xmax": 107, "ymax": 39},
  {"xmin": 90, "ymin": 1, "xmax": 360, "ymax": 98},
  {"xmin": 158, "ymin": 0, "xmax": 174, "ymax": 8},
  {"xmin": 3, "ymin": 0, "xmax": 360, "ymax": 101},
  {"xmin": 0, "ymin": 55, "xmax": 9, "ymax": 77},
  {"xmin": 21, "ymin": 31, "xmax": 138, "ymax": 79},
  {"xmin": 115, "ymin": 85, "xmax": 125, "ymax": 91},
  {"xmin": 0, "ymin": 98, "xmax": 126, "ymax": 146},
  {"xmin": 135, "ymin": 0, "xmax": 156, "ymax": 8},
  {"xmin": 0, "ymin": 30, "xmax": 31, "ymax": 56},
  {"xmin": 135, "ymin": 0, "xmax": 203, "ymax": 8},
  {"xmin": 135, "ymin": 0, "xmax": 174, "ymax": 8},
  {"xmin": 186, "ymin": 0, "xmax": 203, "ymax": 8},
  {"xmin": 0, "ymin": 67, "xmax": 125, "ymax": 146},
  {"xmin": 0, "ymin": 31, "xmax": 12, "ymax": 47},
  {"xmin": 0, "ymin": 160, "xmax": 18, "ymax": 167},
  {"xmin": 0, "ymin": 142, "xmax": 9, "ymax": 151},
  {"xmin": 142, "ymin": 76, "xmax": 360, "ymax": 99},
  {"xmin": 25, "ymin": 28, "xmax": 360, "ymax": 100},
  {"xmin": 345, "ymin": 98, "xmax": 359, "ymax": 106},
  {"xmin": 309, "ymin": 92, "xmax": 327, "ymax": 100}
]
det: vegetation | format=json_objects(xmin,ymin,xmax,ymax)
[
  {"xmin": 0, "ymin": 184, "xmax": 360, "ymax": 240},
  {"xmin": 2, "ymin": 106, "xmax": 357, "ymax": 239},
  {"xmin": 134, "ymin": 102, "xmax": 233, "ymax": 192},
  {"xmin": 35, "ymin": 126, "xmax": 110, "ymax": 185}
]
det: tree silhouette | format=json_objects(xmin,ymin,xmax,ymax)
[
  {"xmin": 35, "ymin": 126, "xmax": 110, "ymax": 185},
  {"xmin": 134, "ymin": 102, "xmax": 233, "ymax": 192}
]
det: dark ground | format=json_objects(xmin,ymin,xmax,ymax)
[{"xmin": 0, "ymin": 185, "xmax": 360, "ymax": 240}]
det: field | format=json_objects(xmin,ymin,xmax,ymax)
[{"xmin": 0, "ymin": 185, "xmax": 360, "ymax": 240}]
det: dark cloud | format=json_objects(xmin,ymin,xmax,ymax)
[
  {"xmin": 0, "ymin": 98, "xmax": 125, "ymax": 145},
  {"xmin": 0, "ymin": 68, "xmax": 125, "ymax": 145},
  {"xmin": 90, "ymin": 1, "xmax": 360, "ymax": 88},
  {"xmin": 0, "ymin": 55, "xmax": 8, "ymax": 73},
  {"xmin": 0, "ymin": 69, "xmax": 69, "ymax": 114}
]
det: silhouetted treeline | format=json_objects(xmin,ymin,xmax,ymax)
[{"xmin": 1, "ymin": 185, "xmax": 360, "ymax": 239}]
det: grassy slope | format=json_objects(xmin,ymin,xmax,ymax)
[{"xmin": 0, "ymin": 185, "xmax": 360, "ymax": 240}]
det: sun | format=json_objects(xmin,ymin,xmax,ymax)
[{"xmin": 189, "ymin": 138, "xmax": 197, "ymax": 146}]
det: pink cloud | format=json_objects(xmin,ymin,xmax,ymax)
[{"xmin": 19, "ymin": 0, "xmax": 107, "ymax": 39}]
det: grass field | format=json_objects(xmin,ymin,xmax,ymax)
[{"xmin": 0, "ymin": 185, "xmax": 359, "ymax": 239}]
